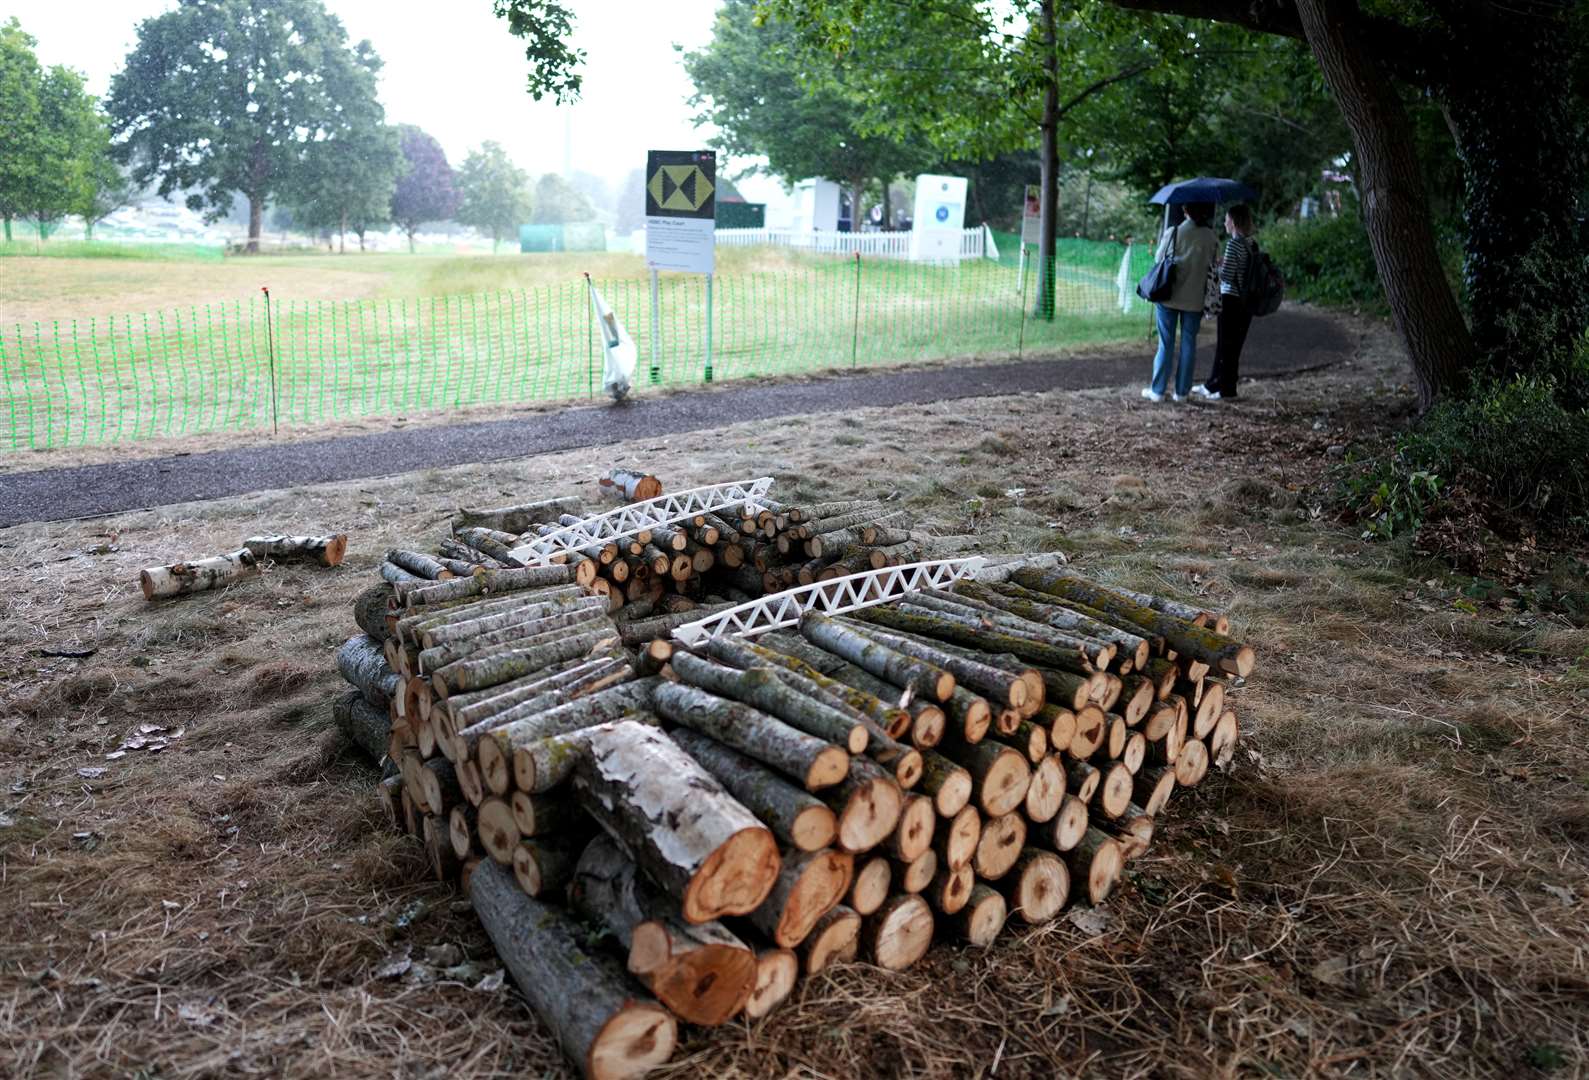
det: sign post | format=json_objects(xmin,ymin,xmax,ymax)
[{"xmin": 645, "ymin": 150, "xmax": 717, "ymax": 384}]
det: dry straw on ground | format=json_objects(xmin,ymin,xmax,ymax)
[{"xmin": 2, "ymin": 316, "xmax": 1586, "ymax": 1078}]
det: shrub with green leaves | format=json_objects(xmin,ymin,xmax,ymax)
[{"xmin": 1263, "ymin": 214, "xmax": 1387, "ymax": 312}]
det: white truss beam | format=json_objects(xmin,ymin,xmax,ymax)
[
  {"xmin": 670, "ymin": 558, "xmax": 987, "ymax": 646},
  {"xmin": 510, "ymin": 477, "xmax": 774, "ymax": 565}
]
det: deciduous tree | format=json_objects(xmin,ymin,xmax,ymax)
[
  {"xmin": 391, "ymin": 126, "xmax": 458, "ymax": 252},
  {"xmin": 530, "ymin": 173, "xmax": 594, "ymax": 226},
  {"xmin": 456, "ymin": 142, "xmax": 533, "ymax": 250}
]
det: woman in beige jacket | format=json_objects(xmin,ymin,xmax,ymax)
[{"xmin": 1141, "ymin": 202, "xmax": 1219, "ymax": 402}]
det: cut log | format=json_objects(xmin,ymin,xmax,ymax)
[
  {"xmin": 421, "ymin": 594, "xmax": 608, "ymax": 650},
  {"xmin": 602, "ymin": 469, "xmax": 662, "ymax": 502},
  {"xmin": 439, "ymin": 536, "xmax": 506, "ymax": 569},
  {"xmin": 670, "ymin": 652, "xmax": 868, "ymax": 754},
  {"xmin": 1040, "ymin": 795, "xmax": 1090, "ymax": 853},
  {"xmin": 422, "ymin": 759, "xmax": 461, "ymax": 815},
  {"xmin": 998, "ymin": 849, "xmax": 1069, "ymax": 925},
  {"xmin": 470, "ymin": 860, "xmax": 677, "ymax": 1080},
  {"xmin": 1133, "ymin": 766, "xmax": 1176, "ymax": 817},
  {"xmin": 1097, "ymin": 674, "xmax": 1124, "ymax": 711},
  {"xmin": 1099, "ymin": 715, "xmax": 1128, "ymax": 760},
  {"xmin": 1142, "ymin": 657, "xmax": 1179, "ymax": 700},
  {"xmin": 839, "ymin": 620, "xmax": 1030, "ymax": 709},
  {"xmin": 386, "ymin": 548, "xmax": 452, "ymax": 580},
  {"xmin": 927, "ymin": 861, "xmax": 975, "ymax": 916},
  {"xmin": 510, "ymin": 790, "xmax": 584, "ymax": 838},
  {"xmin": 799, "ymin": 611, "xmax": 955, "ymax": 702},
  {"xmin": 448, "ymin": 653, "xmax": 631, "ymax": 736},
  {"xmin": 972, "ymin": 812, "xmax": 1028, "ymax": 881},
  {"xmin": 908, "ymin": 702, "xmax": 947, "ymax": 749},
  {"xmin": 140, "ymin": 548, "xmax": 259, "ymax": 600},
  {"xmin": 418, "ymin": 611, "xmax": 610, "ymax": 675},
  {"xmin": 455, "ymin": 496, "xmax": 583, "ymax": 535},
  {"xmin": 1119, "ymin": 731, "xmax": 1147, "ymax": 775},
  {"xmin": 933, "ymin": 804, "xmax": 982, "ymax": 871},
  {"xmin": 477, "ymin": 796, "xmax": 522, "ymax": 865},
  {"xmin": 941, "ymin": 740, "xmax": 1030, "ymax": 818},
  {"xmin": 952, "ymin": 883, "xmax": 1007, "ymax": 948},
  {"xmin": 708, "ymin": 637, "xmax": 911, "ymax": 743},
  {"xmin": 1039, "ymin": 668, "xmax": 1092, "ymax": 712},
  {"xmin": 1094, "ymin": 762, "xmax": 1134, "ymax": 820},
  {"xmin": 1023, "ymin": 753, "xmax": 1066, "ymax": 824},
  {"xmin": 799, "ymin": 905, "xmax": 861, "ymax": 975},
  {"xmin": 434, "ymin": 628, "xmax": 618, "ymax": 698},
  {"xmin": 399, "ymin": 564, "xmax": 576, "ymax": 609},
  {"xmin": 1174, "ymin": 738, "xmax": 1210, "ymax": 788},
  {"xmin": 333, "ymin": 690, "xmax": 390, "ymax": 762},
  {"xmin": 1066, "ymin": 760, "xmax": 1102, "ymax": 804},
  {"xmin": 512, "ymin": 836, "xmax": 582, "ymax": 898},
  {"xmin": 458, "ymin": 760, "xmax": 486, "ymax": 807},
  {"xmin": 1010, "ymin": 569, "xmax": 1255, "ymax": 677},
  {"xmin": 1069, "ymin": 704, "xmax": 1108, "ymax": 759},
  {"xmin": 381, "ymin": 561, "xmax": 426, "ymax": 588},
  {"xmin": 1066, "ymin": 827, "xmax": 1124, "ymax": 905},
  {"xmin": 896, "ymin": 593, "xmax": 1116, "ymax": 669},
  {"xmin": 352, "ymin": 583, "xmax": 393, "ymax": 642},
  {"xmin": 862, "ymin": 894, "xmax": 935, "ymax": 970},
  {"xmin": 892, "ymin": 847, "xmax": 938, "ymax": 894},
  {"xmin": 917, "ymin": 751, "xmax": 973, "ymax": 818},
  {"xmin": 945, "ymin": 688, "xmax": 993, "ymax": 745},
  {"xmin": 454, "ymin": 527, "xmax": 524, "ymax": 567},
  {"xmin": 886, "ymin": 793, "xmax": 936, "ymax": 862},
  {"xmin": 473, "ymin": 680, "xmax": 659, "ymax": 795},
  {"xmin": 747, "ymin": 847, "xmax": 855, "ymax": 949},
  {"xmin": 337, "ymin": 634, "xmax": 401, "ymax": 709},
  {"xmin": 505, "ymin": 716, "xmax": 660, "ymax": 796},
  {"xmin": 1042, "ymin": 706, "xmax": 1077, "ymax": 755},
  {"xmin": 243, "ymin": 533, "xmax": 347, "ymax": 567},
  {"xmin": 1209, "ymin": 709, "xmax": 1239, "ymax": 769},
  {"xmin": 652, "ymin": 683, "xmax": 849, "ymax": 792},
  {"xmin": 1096, "ymin": 806, "xmax": 1155, "ymax": 859},
  {"xmin": 573, "ymin": 721, "xmax": 781, "ymax": 923},
  {"xmin": 1191, "ymin": 679, "xmax": 1226, "ymax": 740},
  {"xmin": 571, "ymin": 834, "xmax": 757, "ymax": 1027},
  {"xmin": 847, "ymin": 855, "xmax": 893, "ymax": 916},
  {"xmin": 822, "ymin": 756, "xmax": 903, "ymax": 854},
  {"xmin": 743, "ymin": 948, "xmax": 798, "ymax": 1020},
  {"xmin": 422, "ymin": 814, "xmax": 459, "ymax": 882},
  {"xmin": 963, "ymin": 581, "xmax": 1151, "ymax": 671},
  {"xmin": 669, "ymin": 730, "xmax": 837, "ymax": 853},
  {"xmin": 993, "ymin": 718, "xmax": 1049, "ymax": 764},
  {"xmin": 1116, "ymin": 675, "xmax": 1156, "ymax": 727}
]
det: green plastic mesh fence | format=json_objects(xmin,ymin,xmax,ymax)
[{"xmin": 0, "ymin": 244, "xmax": 1159, "ymax": 450}]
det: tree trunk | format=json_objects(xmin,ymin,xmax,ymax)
[
  {"xmin": 469, "ymin": 860, "xmax": 678, "ymax": 1079},
  {"xmin": 1035, "ymin": 0, "xmax": 1059, "ymax": 321},
  {"xmin": 573, "ymin": 721, "xmax": 781, "ymax": 924},
  {"xmin": 246, "ymin": 192, "xmax": 263, "ymax": 254},
  {"xmin": 669, "ymin": 729, "xmax": 838, "ymax": 853},
  {"xmin": 651, "ymin": 683, "xmax": 850, "ymax": 792},
  {"xmin": 139, "ymin": 549, "xmax": 259, "ymax": 600},
  {"xmin": 1293, "ymin": 0, "xmax": 1476, "ymax": 409},
  {"xmin": 571, "ymin": 834, "xmax": 758, "ymax": 1026}
]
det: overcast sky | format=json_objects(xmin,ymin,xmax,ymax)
[{"xmin": 11, "ymin": 0, "xmax": 778, "ymax": 199}]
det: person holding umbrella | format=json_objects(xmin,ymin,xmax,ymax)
[{"xmin": 1141, "ymin": 202, "xmax": 1219, "ymax": 402}]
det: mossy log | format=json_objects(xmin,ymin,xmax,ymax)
[
  {"xmin": 434, "ymin": 628, "xmax": 618, "ymax": 698},
  {"xmin": 799, "ymin": 612, "xmax": 955, "ymax": 702},
  {"xmin": 398, "ymin": 564, "xmax": 576, "ymax": 608},
  {"xmin": 837, "ymin": 619, "xmax": 1030, "ymax": 710},
  {"xmin": 938, "ymin": 739, "xmax": 1030, "ymax": 818},
  {"xmin": 669, "ymin": 730, "xmax": 838, "ymax": 852},
  {"xmin": 472, "ymin": 679, "xmax": 659, "ymax": 795},
  {"xmin": 961, "ymin": 581, "xmax": 1151, "ymax": 671},
  {"xmin": 447, "ymin": 654, "xmax": 631, "ymax": 738},
  {"xmin": 352, "ymin": 583, "xmax": 393, "ymax": 642},
  {"xmin": 419, "ymin": 611, "xmax": 610, "ymax": 675},
  {"xmin": 898, "ymin": 592, "xmax": 1116, "ymax": 669},
  {"xmin": 850, "ymin": 605, "xmax": 1100, "ymax": 677},
  {"xmin": 917, "ymin": 750, "xmax": 973, "ymax": 818},
  {"xmin": 508, "ymin": 715, "xmax": 662, "ymax": 796},
  {"xmin": 670, "ymin": 652, "xmax": 867, "ymax": 754},
  {"xmin": 652, "ymin": 683, "xmax": 849, "ymax": 792},
  {"xmin": 708, "ymin": 636, "xmax": 911, "ymax": 742}
]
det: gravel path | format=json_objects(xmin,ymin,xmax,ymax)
[{"xmin": 0, "ymin": 307, "xmax": 1351, "ymax": 526}]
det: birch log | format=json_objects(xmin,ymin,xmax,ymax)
[
  {"xmin": 243, "ymin": 533, "xmax": 347, "ymax": 567},
  {"xmin": 140, "ymin": 548, "xmax": 259, "ymax": 600}
]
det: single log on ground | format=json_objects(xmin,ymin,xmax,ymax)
[
  {"xmin": 455, "ymin": 496, "xmax": 582, "ymax": 535},
  {"xmin": 337, "ymin": 635, "xmax": 401, "ymax": 708},
  {"xmin": 470, "ymin": 860, "xmax": 677, "ymax": 1080},
  {"xmin": 1066, "ymin": 827, "xmax": 1124, "ymax": 905},
  {"xmin": 602, "ymin": 469, "xmax": 662, "ymax": 502},
  {"xmin": 747, "ymin": 847, "xmax": 855, "ymax": 949},
  {"xmin": 1024, "ymin": 753, "xmax": 1066, "ymax": 824},
  {"xmin": 917, "ymin": 751, "xmax": 973, "ymax": 818},
  {"xmin": 472, "ymin": 680, "xmax": 659, "ymax": 795},
  {"xmin": 822, "ymin": 756, "xmax": 903, "ymax": 854},
  {"xmin": 669, "ymin": 730, "xmax": 837, "ymax": 852},
  {"xmin": 352, "ymin": 583, "xmax": 393, "ymax": 642},
  {"xmin": 933, "ymin": 804, "xmax": 982, "ymax": 871},
  {"xmin": 513, "ymin": 836, "xmax": 582, "ymax": 898},
  {"xmin": 940, "ymin": 740, "xmax": 1030, "ymax": 818},
  {"xmin": 998, "ymin": 849, "xmax": 1069, "ymax": 925},
  {"xmin": 333, "ymin": 690, "xmax": 390, "ymax": 762},
  {"xmin": 1010, "ymin": 569, "xmax": 1256, "ymax": 677},
  {"xmin": 839, "ymin": 620, "xmax": 1030, "ymax": 709},
  {"xmin": 243, "ymin": 533, "xmax": 347, "ymax": 567},
  {"xmin": 862, "ymin": 894, "xmax": 935, "ymax": 970},
  {"xmin": 973, "ymin": 812, "xmax": 1028, "ymax": 881},
  {"xmin": 886, "ymin": 793, "xmax": 936, "ymax": 862},
  {"xmin": 573, "ymin": 721, "xmax": 781, "ymax": 923},
  {"xmin": 652, "ymin": 683, "xmax": 848, "ymax": 792},
  {"xmin": 847, "ymin": 855, "xmax": 892, "ymax": 916},
  {"xmin": 744, "ymin": 948, "xmax": 799, "ymax": 1020},
  {"xmin": 952, "ymin": 883, "xmax": 1007, "ymax": 947},
  {"xmin": 571, "ymin": 834, "xmax": 757, "ymax": 1026},
  {"xmin": 799, "ymin": 612, "xmax": 955, "ymax": 702},
  {"xmin": 800, "ymin": 905, "xmax": 861, "ymax": 975},
  {"xmin": 140, "ymin": 548, "xmax": 259, "ymax": 600},
  {"xmin": 927, "ymin": 861, "xmax": 975, "ymax": 916},
  {"xmin": 670, "ymin": 652, "xmax": 868, "ymax": 753}
]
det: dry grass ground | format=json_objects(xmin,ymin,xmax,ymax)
[{"xmin": 2, "ymin": 317, "xmax": 1586, "ymax": 1078}]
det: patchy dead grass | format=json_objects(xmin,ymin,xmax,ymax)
[{"xmin": 2, "ymin": 316, "xmax": 1586, "ymax": 1078}]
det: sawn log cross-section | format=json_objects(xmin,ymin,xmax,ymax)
[
  {"xmin": 509, "ymin": 478, "xmax": 775, "ymax": 566},
  {"xmin": 669, "ymin": 558, "xmax": 989, "ymax": 647}
]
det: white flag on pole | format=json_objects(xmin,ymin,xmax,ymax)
[{"xmin": 586, "ymin": 275, "xmax": 637, "ymax": 402}]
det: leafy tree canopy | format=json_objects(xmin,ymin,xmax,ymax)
[
  {"xmin": 491, "ymin": 0, "xmax": 585, "ymax": 102},
  {"xmin": 391, "ymin": 126, "xmax": 458, "ymax": 250},
  {"xmin": 530, "ymin": 173, "xmax": 595, "ymax": 226},
  {"xmin": 457, "ymin": 141, "xmax": 534, "ymax": 248}
]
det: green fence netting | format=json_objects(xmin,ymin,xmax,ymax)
[{"xmin": 0, "ymin": 244, "xmax": 1159, "ymax": 450}]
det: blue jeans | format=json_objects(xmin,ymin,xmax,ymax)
[{"xmin": 1151, "ymin": 305, "xmax": 1203, "ymax": 397}]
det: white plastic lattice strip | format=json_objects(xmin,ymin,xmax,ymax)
[
  {"xmin": 509, "ymin": 477, "xmax": 774, "ymax": 565},
  {"xmin": 670, "ymin": 557, "xmax": 987, "ymax": 647}
]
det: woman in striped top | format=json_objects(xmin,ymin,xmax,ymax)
[{"xmin": 1196, "ymin": 204, "xmax": 1255, "ymax": 401}]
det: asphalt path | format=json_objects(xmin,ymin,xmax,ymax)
[{"xmin": 0, "ymin": 308, "xmax": 1350, "ymax": 527}]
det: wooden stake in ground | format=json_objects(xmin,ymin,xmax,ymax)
[
  {"xmin": 746, "ymin": 848, "xmax": 855, "ymax": 949},
  {"xmin": 470, "ymin": 860, "xmax": 678, "ymax": 1080},
  {"xmin": 669, "ymin": 730, "xmax": 837, "ymax": 853},
  {"xmin": 243, "ymin": 533, "xmax": 347, "ymax": 567},
  {"xmin": 140, "ymin": 548, "xmax": 259, "ymax": 600},
  {"xmin": 573, "ymin": 721, "xmax": 781, "ymax": 924},
  {"xmin": 571, "ymin": 834, "xmax": 757, "ymax": 1027},
  {"xmin": 998, "ymin": 849, "xmax": 1069, "ymax": 924},
  {"xmin": 861, "ymin": 894, "xmax": 935, "ymax": 970},
  {"xmin": 800, "ymin": 905, "xmax": 861, "ymax": 975},
  {"xmin": 952, "ymin": 883, "xmax": 1007, "ymax": 947}
]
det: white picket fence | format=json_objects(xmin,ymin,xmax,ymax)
[{"xmin": 714, "ymin": 225, "xmax": 997, "ymax": 261}]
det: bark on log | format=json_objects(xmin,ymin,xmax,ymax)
[
  {"xmin": 573, "ymin": 721, "xmax": 781, "ymax": 923},
  {"xmin": 940, "ymin": 740, "xmax": 1031, "ymax": 818},
  {"xmin": 708, "ymin": 637, "xmax": 911, "ymax": 744},
  {"xmin": 1023, "ymin": 753, "xmax": 1066, "ymax": 824},
  {"xmin": 435, "ymin": 628, "xmax": 618, "ymax": 698},
  {"xmin": 670, "ymin": 652, "xmax": 868, "ymax": 754},
  {"xmin": 964, "ymin": 581, "xmax": 1151, "ymax": 671},
  {"xmin": 1010, "ymin": 569, "xmax": 1255, "ymax": 677},
  {"xmin": 847, "ymin": 855, "xmax": 893, "ymax": 916},
  {"xmin": 352, "ymin": 583, "xmax": 393, "ymax": 642},
  {"xmin": 455, "ymin": 496, "xmax": 583, "ymax": 535},
  {"xmin": 439, "ymin": 536, "xmax": 506, "ymax": 569},
  {"xmin": 747, "ymin": 847, "xmax": 855, "ymax": 949},
  {"xmin": 333, "ymin": 690, "xmax": 390, "ymax": 762},
  {"xmin": 933, "ymin": 804, "xmax": 982, "ymax": 871},
  {"xmin": 510, "ymin": 789, "xmax": 584, "ymax": 838},
  {"xmin": 399, "ymin": 564, "xmax": 576, "ymax": 608},
  {"xmin": 397, "ymin": 586, "xmax": 585, "ymax": 644},
  {"xmin": 900, "ymin": 592, "xmax": 1116, "ymax": 669},
  {"xmin": 973, "ymin": 812, "xmax": 1028, "ymax": 881},
  {"xmin": 800, "ymin": 905, "xmax": 861, "ymax": 975},
  {"xmin": 652, "ymin": 683, "xmax": 849, "ymax": 792},
  {"xmin": 822, "ymin": 756, "xmax": 903, "ymax": 854},
  {"xmin": 448, "ymin": 654, "xmax": 631, "ymax": 737},
  {"xmin": 615, "ymin": 603, "xmax": 734, "ymax": 647},
  {"xmin": 469, "ymin": 860, "xmax": 678, "ymax": 1080},
  {"xmin": 669, "ymin": 730, "xmax": 837, "ymax": 853},
  {"xmin": 1067, "ymin": 827, "xmax": 1123, "ymax": 905},
  {"xmin": 472, "ymin": 680, "xmax": 659, "ymax": 795},
  {"xmin": 944, "ymin": 688, "xmax": 993, "ymax": 745},
  {"xmin": 1116, "ymin": 675, "xmax": 1156, "ymax": 728},
  {"xmin": 917, "ymin": 751, "xmax": 973, "ymax": 818},
  {"xmin": 422, "ymin": 814, "xmax": 460, "ymax": 882},
  {"xmin": 993, "ymin": 718, "xmax": 1049, "ymax": 764},
  {"xmin": 799, "ymin": 611, "xmax": 955, "ymax": 702},
  {"xmin": 862, "ymin": 894, "xmax": 934, "ymax": 970},
  {"xmin": 952, "ymin": 883, "xmax": 1007, "ymax": 948},
  {"xmin": 512, "ymin": 836, "xmax": 582, "ymax": 898},
  {"xmin": 1096, "ymin": 806, "xmax": 1154, "ymax": 860},
  {"xmin": 850, "ymin": 606, "xmax": 1099, "ymax": 676},
  {"xmin": 337, "ymin": 635, "xmax": 400, "ymax": 709},
  {"xmin": 838, "ymin": 619, "xmax": 1030, "ymax": 709},
  {"xmin": 140, "ymin": 548, "xmax": 259, "ymax": 600},
  {"xmin": 386, "ymin": 548, "xmax": 452, "ymax": 580},
  {"xmin": 571, "ymin": 834, "xmax": 757, "ymax": 1027},
  {"xmin": 927, "ymin": 861, "xmax": 975, "ymax": 916},
  {"xmin": 1133, "ymin": 766, "xmax": 1176, "ymax": 818},
  {"xmin": 1040, "ymin": 668, "xmax": 1092, "ymax": 712},
  {"xmin": 381, "ymin": 561, "xmax": 426, "ymax": 588},
  {"xmin": 998, "ymin": 849, "xmax": 1069, "ymax": 925},
  {"xmin": 419, "ymin": 611, "xmax": 610, "ymax": 675},
  {"xmin": 421, "ymin": 594, "xmax": 608, "ymax": 650},
  {"xmin": 452, "ymin": 529, "xmax": 524, "ymax": 567},
  {"xmin": 602, "ymin": 469, "xmax": 662, "ymax": 502},
  {"xmin": 243, "ymin": 533, "xmax": 347, "ymax": 567}
]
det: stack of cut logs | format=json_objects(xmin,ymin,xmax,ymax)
[{"xmin": 332, "ymin": 484, "xmax": 1254, "ymax": 1080}]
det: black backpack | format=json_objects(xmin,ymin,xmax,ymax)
[{"xmin": 1240, "ymin": 239, "xmax": 1285, "ymax": 316}]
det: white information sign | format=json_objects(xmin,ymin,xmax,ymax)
[{"xmin": 910, "ymin": 173, "xmax": 968, "ymax": 261}]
